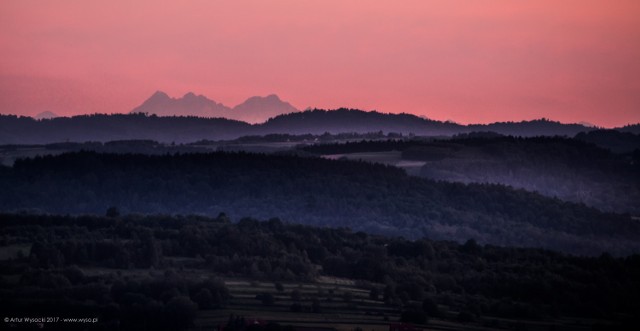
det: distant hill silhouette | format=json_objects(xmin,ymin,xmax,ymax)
[
  {"xmin": 131, "ymin": 91, "xmax": 299, "ymax": 123},
  {"xmin": 468, "ymin": 118, "xmax": 595, "ymax": 137},
  {"xmin": 0, "ymin": 108, "xmax": 619, "ymax": 144},
  {"xmin": 617, "ymin": 124, "xmax": 640, "ymax": 135},
  {"xmin": 257, "ymin": 109, "xmax": 595, "ymax": 137},
  {"xmin": 575, "ymin": 129, "xmax": 640, "ymax": 154},
  {"xmin": 0, "ymin": 113, "xmax": 251, "ymax": 144},
  {"xmin": 255, "ymin": 108, "xmax": 461, "ymax": 136}
]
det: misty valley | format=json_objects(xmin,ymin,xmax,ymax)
[{"xmin": 1, "ymin": 113, "xmax": 639, "ymax": 330}]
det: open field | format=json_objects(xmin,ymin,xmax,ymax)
[
  {"xmin": 77, "ymin": 267, "xmax": 607, "ymax": 331},
  {"xmin": 195, "ymin": 278, "xmax": 429, "ymax": 331},
  {"xmin": 0, "ymin": 263, "xmax": 616, "ymax": 331},
  {"xmin": 192, "ymin": 278, "xmax": 607, "ymax": 331}
]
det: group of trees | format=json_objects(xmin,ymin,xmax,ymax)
[
  {"xmin": 2, "ymin": 266, "xmax": 228, "ymax": 330},
  {"xmin": 1, "ymin": 213, "xmax": 639, "ymax": 329}
]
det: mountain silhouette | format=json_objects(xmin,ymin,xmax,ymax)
[
  {"xmin": 131, "ymin": 91, "xmax": 231, "ymax": 118},
  {"xmin": 131, "ymin": 91, "xmax": 299, "ymax": 123},
  {"xmin": 34, "ymin": 111, "xmax": 58, "ymax": 120},
  {"xmin": 231, "ymin": 94, "xmax": 298, "ymax": 123}
]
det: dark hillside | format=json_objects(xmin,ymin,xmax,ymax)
[
  {"xmin": 0, "ymin": 110, "xmax": 601, "ymax": 144},
  {"xmin": 575, "ymin": 129, "xmax": 640, "ymax": 154},
  {"xmin": 617, "ymin": 124, "xmax": 640, "ymax": 135},
  {"xmin": 1, "ymin": 151, "xmax": 638, "ymax": 255},
  {"xmin": 0, "ymin": 114, "xmax": 251, "ymax": 144},
  {"xmin": 256, "ymin": 109, "xmax": 461, "ymax": 135},
  {"xmin": 302, "ymin": 137, "xmax": 640, "ymax": 214}
]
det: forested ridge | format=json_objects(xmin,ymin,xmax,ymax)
[
  {"xmin": 1, "ymin": 213, "xmax": 638, "ymax": 330},
  {"xmin": 0, "ymin": 111, "xmax": 605, "ymax": 144},
  {"xmin": 302, "ymin": 136, "xmax": 640, "ymax": 214},
  {"xmin": 1, "ymin": 151, "xmax": 638, "ymax": 255},
  {"xmin": 0, "ymin": 113, "xmax": 251, "ymax": 144}
]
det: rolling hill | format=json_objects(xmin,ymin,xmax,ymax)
[
  {"xmin": 0, "ymin": 109, "xmax": 604, "ymax": 144},
  {"xmin": 1, "ymin": 151, "xmax": 638, "ymax": 256}
]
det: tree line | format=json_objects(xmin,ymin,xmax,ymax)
[
  {"xmin": 1, "ymin": 151, "xmax": 638, "ymax": 255},
  {"xmin": 1, "ymin": 213, "xmax": 638, "ymax": 329}
]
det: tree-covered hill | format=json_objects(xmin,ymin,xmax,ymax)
[
  {"xmin": 1, "ymin": 213, "xmax": 638, "ymax": 329},
  {"xmin": 1, "ymin": 151, "xmax": 638, "ymax": 255},
  {"xmin": 0, "ymin": 110, "xmax": 603, "ymax": 144},
  {"xmin": 575, "ymin": 129, "xmax": 640, "ymax": 154},
  {"xmin": 302, "ymin": 136, "xmax": 640, "ymax": 214},
  {"xmin": 617, "ymin": 123, "xmax": 640, "ymax": 135},
  {"xmin": 0, "ymin": 113, "xmax": 251, "ymax": 144}
]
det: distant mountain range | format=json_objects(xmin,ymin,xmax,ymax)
[
  {"xmin": 1, "ymin": 108, "xmax": 636, "ymax": 144},
  {"xmin": 130, "ymin": 91, "xmax": 299, "ymax": 124}
]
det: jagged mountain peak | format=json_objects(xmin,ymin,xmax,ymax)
[
  {"xmin": 183, "ymin": 92, "xmax": 206, "ymax": 99},
  {"xmin": 131, "ymin": 91, "xmax": 228, "ymax": 117},
  {"xmin": 149, "ymin": 90, "xmax": 170, "ymax": 100},
  {"xmin": 239, "ymin": 94, "xmax": 283, "ymax": 103},
  {"xmin": 131, "ymin": 91, "xmax": 300, "ymax": 123},
  {"xmin": 232, "ymin": 94, "xmax": 299, "ymax": 123},
  {"xmin": 239, "ymin": 94, "xmax": 290, "ymax": 106}
]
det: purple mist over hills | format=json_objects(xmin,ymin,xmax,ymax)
[{"xmin": 130, "ymin": 91, "xmax": 299, "ymax": 123}]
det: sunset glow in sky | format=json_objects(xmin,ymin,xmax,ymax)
[{"xmin": 1, "ymin": 1, "xmax": 639, "ymax": 127}]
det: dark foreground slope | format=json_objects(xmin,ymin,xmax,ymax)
[
  {"xmin": 1, "ymin": 213, "xmax": 639, "ymax": 330},
  {"xmin": 1, "ymin": 152, "xmax": 639, "ymax": 255}
]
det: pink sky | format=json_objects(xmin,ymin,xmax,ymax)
[{"xmin": 1, "ymin": 1, "xmax": 639, "ymax": 127}]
